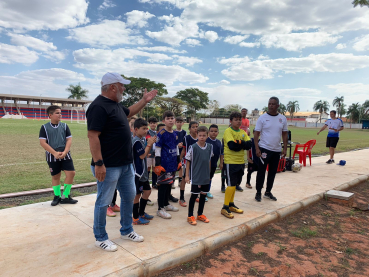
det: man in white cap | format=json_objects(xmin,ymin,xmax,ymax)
[{"xmin": 86, "ymin": 72, "xmax": 157, "ymax": 251}]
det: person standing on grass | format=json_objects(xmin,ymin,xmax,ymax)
[
  {"xmin": 240, "ymin": 108, "xmax": 251, "ymax": 136},
  {"xmin": 317, "ymin": 110, "xmax": 344, "ymax": 164},
  {"xmin": 39, "ymin": 105, "xmax": 77, "ymax": 206},
  {"xmin": 254, "ymin": 97, "xmax": 288, "ymax": 202},
  {"xmin": 87, "ymin": 72, "xmax": 157, "ymax": 252}
]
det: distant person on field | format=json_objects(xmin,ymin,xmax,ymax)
[
  {"xmin": 240, "ymin": 108, "xmax": 251, "ymax": 136},
  {"xmin": 317, "ymin": 110, "xmax": 344, "ymax": 164},
  {"xmin": 39, "ymin": 105, "xmax": 77, "ymax": 206}
]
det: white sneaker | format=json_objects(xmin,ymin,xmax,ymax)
[
  {"xmin": 165, "ymin": 204, "xmax": 179, "ymax": 212},
  {"xmin": 95, "ymin": 239, "xmax": 118, "ymax": 252},
  {"xmin": 121, "ymin": 231, "xmax": 144, "ymax": 242},
  {"xmin": 157, "ymin": 208, "xmax": 172, "ymax": 219}
]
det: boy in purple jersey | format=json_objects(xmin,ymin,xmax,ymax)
[{"xmin": 154, "ymin": 111, "xmax": 182, "ymax": 219}]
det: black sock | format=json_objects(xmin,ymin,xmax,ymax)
[
  {"xmin": 222, "ymin": 204, "xmax": 229, "ymax": 211},
  {"xmin": 198, "ymin": 194, "xmax": 206, "ymax": 216},
  {"xmin": 180, "ymin": 189, "xmax": 185, "ymax": 200},
  {"xmin": 188, "ymin": 193, "xmax": 197, "ymax": 217},
  {"xmin": 165, "ymin": 184, "xmax": 171, "ymax": 206},
  {"xmin": 152, "ymin": 171, "xmax": 157, "ymax": 186},
  {"xmin": 158, "ymin": 185, "xmax": 166, "ymax": 210},
  {"xmin": 178, "ymin": 177, "xmax": 182, "ymax": 184},
  {"xmin": 221, "ymin": 178, "xmax": 225, "ymax": 186},
  {"xmin": 139, "ymin": 198, "xmax": 148, "ymax": 216},
  {"xmin": 133, "ymin": 202, "xmax": 139, "ymax": 219}
]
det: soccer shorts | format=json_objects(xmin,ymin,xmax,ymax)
[
  {"xmin": 326, "ymin": 137, "xmax": 339, "ymax": 148},
  {"xmin": 47, "ymin": 159, "xmax": 75, "ymax": 176},
  {"xmin": 191, "ymin": 184, "xmax": 210, "ymax": 195},
  {"xmin": 210, "ymin": 167, "xmax": 217, "ymax": 180},
  {"xmin": 134, "ymin": 176, "xmax": 151, "ymax": 195},
  {"xmin": 157, "ymin": 171, "xmax": 176, "ymax": 185},
  {"xmin": 224, "ymin": 164, "xmax": 245, "ymax": 187},
  {"xmin": 147, "ymin": 157, "xmax": 155, "ymax": 167}
]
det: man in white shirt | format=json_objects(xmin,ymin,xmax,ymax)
[{"xmin": 254, "ymin": 97, "xmax": 288, "ymax": 202}]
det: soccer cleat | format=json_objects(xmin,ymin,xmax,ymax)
[
  {"xmin": 51, "ymin": 196, "xmax": 61, "ymax": 206},
  {"xmin": 111, "ymin": 204, "xmax": 120, "ymax": 212},
  {"xmin": 221, "ymin": 208, "xmax": 234, "ymax": 219},
  {"xmin": 133, "ymin": 217, "xmax": 150, "ymax": 225},
  {"xmin": 169, "ymin": 194, "xmax": 178, "ymax": 203},
  {"xmin": 236, "ymin": 185, "xmax": 244, "ymax": 192},
  {"xmin": 60, "ymin": 195, "xmax": 78, "ymax": 204},
  {"xmin": 207, "ymin": 192, "xmax": 213, "ymax": 199},
  {"xmin": 326, "ymin": 159, "xmax": 333, "ymax": 164},
  {"xmin": 157, "ymin": 208, "xmax": 172, "ymax": 219},
  {"xmin": 187, "ymin": 216, "xmax": 197, "ymax": 225},
  {"xmin": 179, "ymin": 199, "xmax": 187, "ymax": 207},
  {"xmin": 197, "ymin": 214, "xmax": 210, "ymax": 223},
  {"xmin": 106, "ymin": 207, "xmax": 116, "ymax": 217},
  {"xmin": 121, "ymin": 231, "xmax": 144, "ymax": 242},
  {"xmin": 165, "ymin": 204, "xmax": 179, "ymax": 212},
  {"xmin": 147, "ymin": 199, "xmax": 154, "ymax": 206},
  {"xmin": 95, "ymin": 239, "xmax": 118, "ymax": 252},
  {"xmin": 229, "ymin": 204, "xmax": 243, "ymax": 214},
  {"xmin": 141, "ymin": 213, "xmax": 154, "ymax": 220},
  {"xmin": 255, "ymin": 193, "xmax": 262, "ymax": 202},
  {"xmin": 205, "ymin": 197, "xmax": 208, "ymax": 202},
  {"xmin": 245, "ymin": 183, "xmax": 252, "ymax": 189},
  {"xmin": 264, "ymin": 192, "xmax": 277, "ymax": 201},
  {"xmin": 221, "ymin": 185, "xmax": 226, "ymax": 193}
]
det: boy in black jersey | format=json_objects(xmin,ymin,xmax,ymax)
[
  {"xmin": 39, "ymin": 105, "xmax": 77, "ymax": 206},
  {"xmin": 175, "ymin": 117, "xmax": 186, "ymax": 187}
]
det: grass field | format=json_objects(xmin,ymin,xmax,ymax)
[{"xmin": 1, "ymin": 119, "xmax": 368, "ymax": 194}]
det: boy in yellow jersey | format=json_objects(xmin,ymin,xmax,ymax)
[{"xmin": 221, "ymin": 112, "xmax": 252, "ymax": 219}]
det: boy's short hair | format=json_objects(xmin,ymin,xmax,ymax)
[
  {"xmin": 46, "ymin": 105, "xmax": 61, "ymax": 116},
  {"xmin": 157, "ymin": 123, "xmax": 165, "ymax": 131},
  {"xmin": 134, "ymin": 118, "xmax": 148, "ymax": 129},
  {"xmin": 128, "ymin": 116, "xmax": 137, "ymax": 121},
  {"xmin": 148, "ymin": 116, "xmax": 158, "ymax": 123},
  {"xmin": 209, "ymin": 124, "xmax": 218, "ymax": 131},
  {"xmin": 163, "ymin": 110, "xmax": 174, "ymax": 119},
  {"xmin": 175, "ymin": 116, "xmax": 184, "ymax": 122},
  {"xmin": 230, "ymin": 112, "xmax": 242, "ymax": 121},
  {"xmin": 330, "ymin": 110, "xmax": 337, "ymax": 115},
  {"xmin": 197, "ymin": 126, "xmax": 208, "ymax": 134},
  {"xmin": 189, "ymin": 121, "xmax": 198, "ymax": 129}
]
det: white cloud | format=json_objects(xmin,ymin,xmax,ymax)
[
  {"xmin": 0, "ymin": 43, "xmax": 39, "ymax": 65},
  {"xmin": 172, "ymin": 55, "xmax": 202, "ymax": 66},
  {"xmin": 185, "ymin": 38, "xmax": 202, "ymax": 47},
  {"xmin": 67, "ymin": 20, "xmax": 148, "ymax": 47},
  {"xmin": 0, "ymin": 0, "xmax": 89, "ymax": 31},
  {"xmin": 259, "ymin": 32, "xmax": 341, "ymax": 51},
  {"xmin": 258, "ymin": 54, "xmax": 269, "ymax": 60},
  {"xmin": 137, "ymin": 46, "xmax": 187, "ymax": 53},
  {"xmin": 336, "ymin": 43, "xmax": 347, "ymax": 50},
  {"xmin": 353, "ymin": 35, "xmax": 369, "ymax": 51},
  {"xmin": 326, "ymin": 83, "xmax": 369, "ymax": 105},
  {"xmin": 43, "ymin": 51, "xmax": 68, "ymax": 63},
  {"xmin": 8, "ymin": 33, "xmax": 56, "ymax": 52},
  {"xmin": 224, "ymin": 35, "xmax": 249, "ymax": 44},
  {"xmin": 126, "ymin": 10, "xmax": 155, "ymax": 28},
  {"xmin": 200, "ymin": 30, "xmax": 218, "ymax": 43},
  {"xmin": 219, "ymin": 80, "xmax": 230, "ymax": 85},
  {"xmin": 219, "ymin": 53, "xmax": 369, "ymax": 81},
  {"xmin": 98, "ymin": 0, "xmax": 116, "ymax": 10},
  {"xmin": 263, "ymin": 88, "xmax": 321, "ymax": 97},
  {"xmin": 239, "ymin": 42, "xmax": 260, "ymax": 48}
]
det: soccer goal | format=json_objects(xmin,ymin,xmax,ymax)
[{"xmin": 70, "ymin": 105, "xmax": 89, "ymax": 124}]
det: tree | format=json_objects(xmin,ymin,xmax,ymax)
[
  {"xmin": 224, "ymin": 104, "xmax": 243, "ymax": 113},
  {"xmin": 313, "ymin": 100, "xmax": 330, "ymax": 123},
  {"xmin": 338, "ymin": 103, "xmax": 347, "ymax": 118},
  {"xmin": 332, "ymin": 96, "xmax": 344, "ymax": 117},
  {"xmin": 66, "ymin": 83, "xmax": 88, "ymax": 99},
  {"xmin": 347, "ymin": 103, "xmax": 361, "ymax": 123},
  {"xmin": 352, "ymin": 0, "xmax": 369, "ymax": 7},
  {"xmin": 217, "ymin": 108, "xmax": 227, "ymax": 118},
  {"xmin": 363, "ymin": 100, "xmax": 369, "ymax": 114},
  {"xmin": 262, "ymin": 106, "xmax": 268, "ymax": 114},
  {"xmin": 154, "ymin": 97, "xmax": 187, "ymax": 117},
  {"xmin": 286, "ymin": 100, "xmax": 300, "ymax": 121},
  {"xmin": 207, "ymin": 100, "xmax": 220, "ymax": 116},
  {"xmin": 278, "ymin": 103, "xmax": 287, "ymax": 115},
  {"xmin": 175, "ymin": 88, "xmax": 209, "ymax": 118}
]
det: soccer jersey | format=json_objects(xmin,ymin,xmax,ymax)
[
  {"xmin": 175, "ymin": 129, "xmax": 187, "ymax": 145},
  {"xmin": 156, "ymin": 128, "xmax": 179, "ymax": 172},
  {"xmin": 325, "ymin": 118, "xmax": 344, "ymax": 138},
  {"xmin": 182, "ymin": 134, "xmax": 198, "ymax": 163},
  {"xmin": 223, "ymin": 127, "xmax": 250, "ymax": 164},
  {"xmin": 132, "ymin": 136, "xmax": 148, "ymax": 181},
  {"xmin": 240, "ymin": 118, "xmax": 250, "ymax": 133},
  {"xmin": 206, "ymin": 137, "xmax": 223, "ymax": 168},
  {"xmin": 185, "ymin": 143, "xmax": 213, "ymax": 185}
]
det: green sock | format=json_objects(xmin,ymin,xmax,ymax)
[
  {"xmin": 63, "ymin": 184, "xmax": 72, "ymax": 197},
  {"xmin": 53, "ymin": 185, "xmax": 61, "ymax": 197}
]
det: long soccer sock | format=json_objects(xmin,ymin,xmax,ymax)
[
  {"xmin": 133, "ymin": 202, "xmax": 139, "ymax": 219},
  {"xmin": 165, "ymin": 184, "xmax": 171, "ymax": 206},
  {"xmin": 221, "ymin": 176, "xmax": 226, "ymax": 187},
  {"xmin": 152, "ymin": 171, "xmax": 157, "ymax": 186},
  {"xmin": 180, "ymin": 189, "xmax": 185, "ymax": 201},
  {"xmin": 188, "ymin": 193, "xmax": 197, "ymax": 217},
  {"xmin": 157, "ymin": 185, "xmax": 166, "ymax": 210},
  {"xmin": 53, "ymin": 185, "xmax": 61, "ymax": 197},
  {"xmin": 224, "ymin": 186, "xmax": 235, "ymax": 206},
  {"xmin": 139, "ymin": 198, "xmax": 148, "ymax": 216},
  {"xmin": 230, "ymin": 186, "xmax": 236, "ymax": 203},
  {"xmin": 63, "ymin": 184, "xmax": 72, "ymax": 197},
  {"xmin": 198, "ymin": 194, "xmax": 206, "ymax": 216}
]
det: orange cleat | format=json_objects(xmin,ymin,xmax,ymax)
[
  {"xmin": 187, "ymin": 216, "xmax": 197, "ymax": 225},
  {"xmin": 106, "ymin": 207, "xmax": 116, "ymax": 217},
  {"xmin": 197, "ymin": 214, "xmax": 210, "ymax": 223}
]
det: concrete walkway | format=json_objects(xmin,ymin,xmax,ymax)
[{"xmin": 1, "ymin": 150, "xmax": 368, "ymax": 277}]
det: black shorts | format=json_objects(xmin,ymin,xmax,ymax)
[
  {"xmin": 224, "ymin": 164, "xmax": 245, "ymax": 187},
  {"xmin": 47, "ymin": 159, "xmax": 75, "ymax": 176},
  {"xmin": 247, "ymin": 162, "xmax": 258, "ymax": 173},
  {"xmin": 135, "ymin": 176, "xmax": 151, "ymax": 195},
  {"xmin": 191, "ymin": 184, "xmax": 210, "ymax": 194},
  {"xmin": 210, "ymin": 167, "xmax": 217, "ymax": 180},
  {"xmin": 326, "ymin": 137, "xmax": 339, "ymax": 148},
  {"xmin": 157, "ymin": 171, "xmax": 176, "ymax": 185}
]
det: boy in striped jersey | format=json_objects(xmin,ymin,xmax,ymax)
[{"xmin": 39, "ymin": 105, "xmax": 77, "ymax": 206}]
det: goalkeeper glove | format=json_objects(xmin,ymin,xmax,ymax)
[{"xmin": 154, "ymin": 166, "xmax": 166, "ymax": 176}]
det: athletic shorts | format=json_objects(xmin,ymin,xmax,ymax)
[
  {"xmin": 191, "ymin": 184, "xmax": 210, "ymax": 194},
  {"xmin": 135, "ymin": 176, "xmax": 151, "ymax": 195},
  {"xmin": 182, "ymin": 164, "xmax": 187, "ymax": 178},
  {"xmin": 224, "ymin": 164, "xmax": 245, "ymax": 187},
  {"xmin": 147, "ymin": 157, "xmax": 155, "ymax": 167},
  {"xmin": 210, "ymin": 167, "xmax": 217, "ymax": 180},
  {"xmin": 247, "ymin": 162, "xmax": 258, "ymax": 173},
  {"xmin": 47, "ymin": 159, "xmax": 75, "ymax": 176},
  {"xmin": 157, "ymin": 171, "xmax": 176, "ymax": 185},
  {"xmin": 326, "ymin": 137, "xmax": 339, "ymax": 148}
]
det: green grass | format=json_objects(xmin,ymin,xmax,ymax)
[
  {"xmin": 291, "ymin": 227, "xmax": 318, "ymax": 239},
  {"xmin": 0, "ymin": 119, "xmax": 369, "ymax": 194}
]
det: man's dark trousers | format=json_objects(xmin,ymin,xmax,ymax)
[{"xmin": 255, "ymin": 147, "xmax": 281, "ymax": 194}]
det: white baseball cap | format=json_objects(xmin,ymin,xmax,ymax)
[{"xmin": 101, "ymin": 72, "xmax": 131, "ymax": 87}]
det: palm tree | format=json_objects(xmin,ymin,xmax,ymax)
[
  {"xmin": 347, "ymin": 103, "xmax": 361, "ymax": 123},
  {"xmin": 338, "ymin": 103, "xmax": 347, "ymax": 118},
  {"xmin": 352, "ymin": 0, "xmax": 369, "ymax": 7},
  {"xmin": 66, "ymin": 83, "xmax": 88, "ymax": 99},
  {"xmin": 332, "ymin": 96, "xmax": 344, "ymax": 118},
  {"xmin": 286, "ymin": 100, "xmax": 300, "ymax": 121},
  {"xmin": 363, "ymin": 100, "xmax": 369, "ymax": 114},
  {"xmin": 313, "ymin": 100, "xmax": 330, "ymax": 123},
  {"xmin": 262, "ymin": 106, "xmax": 268, "ymax": 114},
  {"xmin": 278, "ymin": 103, "xmax": 287, "ymax": 115}
]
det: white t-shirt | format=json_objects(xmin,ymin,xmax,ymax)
[
  {"xmin": 325, "ymin": 118, "xmax": 343, "ymax": 138},
  {"xmin": 255, "ymin": 113, "xmax": 288, "ymax": 152}
]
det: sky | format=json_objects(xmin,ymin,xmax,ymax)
[{"xmin": 0, "ymin": 0, "xmax": 369, "ymax": 112}]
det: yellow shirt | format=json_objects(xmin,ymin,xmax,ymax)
[{"xmin": 223, "ymin": 127, "xmax": 250, "ymax": 164}]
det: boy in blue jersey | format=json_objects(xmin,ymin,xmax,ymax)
[
  {"xmin": 146, "ymin": 117, "xmax": 158, "ymax": 189},
  {"xmin": 175, "ymin": 117, "xmax": 187, "ymax": 187},
  {"xmin": 179, "ymin": 121, "xmax": 198, "ymax": 207},
  {"xmin": 206, "ymin": 124, "xmax": 224, "ymax": 199},
  {"xmin": 132, "ymin": 118, "xmax": 156, "ymax": 225},
  {"xmin": 317, "ymin": 110, "xmax": 344, "ymax": 164},
  {"xmin": 154, "ymin": 111, "xmax": 181, "ymax": 219}
]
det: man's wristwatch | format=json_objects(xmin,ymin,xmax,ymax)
[{"xmin": 95, "ymin": 159, "xmax": 104, "ymax": 166}]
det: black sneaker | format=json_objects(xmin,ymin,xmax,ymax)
[
  {"xmin": 236, "ymin": 185, "xmax": 243, "ymax": 192},
  {"xmin": 51, "ymin": 196, "xmax": 61, "ymax": 206},
  {"xmin": 221, "ymin": 185, "xmax": 226, "ymax": 193},
  {"xmin": 152, "ymin": 184, "xmax": 158, "ymax": 189},
  {"xmin": 169, "ymin": 194, "xmax": 178, "ymax": 203},
  {"xmin": 60, "ymin": 195, "xmax": 78, "ymax": 204},
  {"xmin": 255, "ymin": 193, "xmax": 262, "ymax": 202},
  {"xmin": 264, "ymin": 192, "xmax": 277, "ymax": 201},
  {"xmin": 326, "ymin": 159, "xmax": 333, "ymax": 164}
]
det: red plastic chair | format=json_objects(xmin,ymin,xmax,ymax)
[{"xmin": 292, "ymin": 140, "xmax": 316, "ymax": 166}]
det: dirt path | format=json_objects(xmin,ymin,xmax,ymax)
[{"xmin": 159, "ymin": 182, "xmax": 369, "ymax": 277}]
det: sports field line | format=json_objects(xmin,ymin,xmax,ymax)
[{"xmin": 0, "ymin": 158, "xmax": 91, "ymax": 167}]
